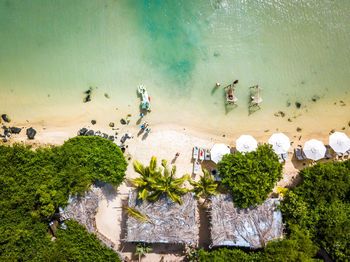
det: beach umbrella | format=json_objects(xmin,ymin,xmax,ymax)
[
  {"xmin": 329, "ymin": 132, "xmax": 350, "ymax": 153},
  {"xmin": 210, "ymin": 143, "xmax": 231, "ymax": 164},
  {"xmin": 236, "ymin": 135, "xmax": 258, "ymax": 153},
  {"xmin": 303, "ymin": 139, "xmax": 326, "ymax": 161},
  {"xmin": 268, "ymin": 133, "xmax": 290, "ymax": 155}
]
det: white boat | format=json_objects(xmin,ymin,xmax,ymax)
[
  {"xmin": 138, "ymin": 85, "xmax": 151, "ymax": 111},
  {"xmin": 199, "ymin": 148, "xmax": 205, "ymax": 161}
]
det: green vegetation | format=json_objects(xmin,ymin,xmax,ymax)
[
  {"xmin": 194, "ymin": 226, "xmax": 319, "ymax": 262},
  {"xmin": 123, "ymin": 206, "xmax": 152, "ymax": 224},
  {"xmin": 217, "ymin": 144, "xmax": 283, "ymax": 208},
  {"xmin": 135, "ymin": 242, "xmax": 152, "ymax": 262},
  {"xmin": 281, "ymin": 160, "xmax": 350, "ymax": 261},
  {"xmin": 0, "ymin": 136, "xmax": 126, "ymax": 261},
  {"xmin": 42, "ymin": 220, "xmax": 121, "ymax": 261},
  {"xmin": 188, "ymin": 168, "xmax": 218, "ymax": 202},
  {"xmin": 131, "ymin": 157, "xmax": 189, "ymax": 205}
]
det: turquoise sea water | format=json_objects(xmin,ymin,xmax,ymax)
[{"xmin": 0, "ymin": 0, "xmax": 350, "ymax": 132}]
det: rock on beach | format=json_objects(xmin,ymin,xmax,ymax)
[
  {"xmin": 1, "ymin": 114, "xmax": 11, "ymax": 123},
  {"xmin": 26, "ymin": 127, "xmax": 36, "ymax": 139}
]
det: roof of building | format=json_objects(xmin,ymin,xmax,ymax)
[
  {"xmin": 210, "ymin": 194, "xmax": 283, "ymax": 248},
  {"xmin": 125, "ymin": 190, "xmax": 198, "ymax": 244}
]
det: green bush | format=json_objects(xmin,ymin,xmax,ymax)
[
  {"xmin": 217, "ymin": 144, "xmax": 283, "ymax": 208},
  {"xmin": 281, "ymin": 160, "xmax": 350, "ymax": 261},
  {"xmin": 0, "ymin": 136, "xmax": 126, "ymax": 261},
  {"xmin": 196, "ymin": 248, "xmax": 260, "ymax": 262}
]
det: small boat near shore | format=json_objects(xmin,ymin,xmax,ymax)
[{"xmin": 138, "ymin": 85, "xmax": 151, "ymax": 111}]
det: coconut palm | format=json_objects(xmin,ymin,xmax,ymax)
[
  {"xmin": 123, "ymin": 206, "xmax": 152, "ymax": 224},
  {"xmin": 130, "ymin": 156, "xmax": 160, "ymax": 201},
  {"xmin": 135, "ymin": 242, "xmax": 152, "ymax": 262},
  {"xmin": 130, "ymin": 157, "xmax": 189, "ymax": 205},
  {"xmin": 188, "ymin": 168, "xmax": 218, "ymax": 203}
]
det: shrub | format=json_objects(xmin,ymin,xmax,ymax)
[{"xmin": 218, "ymin": 144, "xmax": 283, "ymax": 208}]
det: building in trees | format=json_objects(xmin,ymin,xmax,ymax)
[{"xmin": 210, "ymin": 194, "xmax": 283, "ymax": 248}]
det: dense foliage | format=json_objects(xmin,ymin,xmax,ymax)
[
  {"xmin": 188, "ymin": 168, "xmax": 218, "ymax": 201},
  {"xmin": 195, "ymin": 226, "xmax": 319, "ymax": 262},
  {"xmin": 42, "ymin": 220, "xmax": 120, "ymax": 262},
  {"xmin": 0, "ymin": 136, "xmax": 126, "ymax": 261},
  {"xmin": 217, "ymin": 144, "xmax": 283, "ymax": 208},
  {"xmin": 131, "ymin": 157, "xmax": 189, "ymax": 205},
  {"xmin": 281, "ymin": 160, "xmax": 350, "ymax": 261}
]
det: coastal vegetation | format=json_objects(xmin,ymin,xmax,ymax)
[
  {"xmin": 188, "ymin": 168, "xmax": 218, "ymax": 202},
  {"xmin": 218, "ymin": 144, "xmax": 283, "ymax": 208},
  {"xmin": 0, "ymin": 136, "xmax": 126, "ymax": 261},
  {"xmin": 280, "ymin": 160, "xmax": 350, "ymax": 261},
  {"xmin": 131, "ymin": 157, "xmax": 189, "ymax": 205}
]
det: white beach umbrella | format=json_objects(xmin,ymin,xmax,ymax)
[
  {"xmin": 210, "ymin": 143, "xmax": 231, "ymax": 164},
  {"xmin": 329, "ymin": 132, "xmax": 350, "ymax": 153},
  {"xmin": 303, "ymin": 139, "xmax": 326, "ymax": 161},
  {"xmin": 268, "ymin": 133, "xmax": 290, "ymax": 155},
  {"xmin": 236, "ymin": 135, "xmax": 258, "ymax": 153}
]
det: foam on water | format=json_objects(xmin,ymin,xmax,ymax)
[{"xmin": 0, "ymin": 0, "xmax": 349, "ymax": 132}]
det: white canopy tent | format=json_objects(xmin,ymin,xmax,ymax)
[
  {"xmin": 268, "ymin": 133, "xmax": 290, "ymax": 155},
  {"xmin": 329, "ymin": 132, "xmax": 350, "ymax": 154},
  {"xmin": 303, "ymin": 139, "xmax": 326, "ymax": 161},
  {"xmin": 236, "ymin": 135, "xmax": 258, "ymax": 153},
  {"xmin": 210, "ymin": 144, "xmax": 231, "ymax": 164}
]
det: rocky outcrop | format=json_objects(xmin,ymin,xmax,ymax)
[
  {"xmin": 78, "ymin": 128, "xmax": 88, "ymax": 136},
  {"xmin": 10, "ymin": 127, "xmax": 22, "ymax": 134},
  {"xmin": 86, "ymin": 130, "xmax": 95, "ymax": 136},
  {"xmin": 1, "ymin": 114, "xmax": 10, "ymax": 123},
  {"xmin": 26, "ymin": 127, "xmax": 37, "ymax": 139}
]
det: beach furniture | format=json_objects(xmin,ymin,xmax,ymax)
[
  {"xmin": 325, "ymin": 145, "xmax": 333, "ymax": 159},
  {"xmin": 282, "ymin": 153, "xmax": 289, "ymax": 162},
  {"xmin": 236, "ymin": 135, "xmax": 258, "ymax": 153},
  {"xmin": 278, "ymin": 154, "xmax": 284, "ymax": 163},
  {"xmin": 211, "ymin": 168, "xmax": 222, "ymax": 182},
  {"xmin": 303, "ymin": 139, "xmax": 326, "ymax": 161},
  {"xmin": 138, "ymin": 85, "xmax": 151, "ymax": 111},
  {"xmin": 210, "ymin": 144, "xmax": 231, "ymax": 163},
  {"xmin": 224, "ymin": 84, "xmax": 238, "ymax": 104},
  {"xmin": 193, "ymin": 146, "xmax": 199, "ymax": 160},
  {"xmin": 294, "ymin": 147, "xmax": 306, "ymax": 161},
  {"xmin": 193, "ymin": 160, "xmax": 200, "ymax": 175},
  {"xmin": 204, "ymin": 149, "xmax": 211, "ymax": 160},
  {"xmin": 329, "ymin": 132, "xmax": 350, "ymax": 154},
  {"xmin": 199, "ymin": 148, "xmax": 205, "ymax": 161},
  {"xmin": 268, "ymin": 133, "xmax": 290, "ymax": 155}
]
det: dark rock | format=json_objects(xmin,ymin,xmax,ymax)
[
  {"xmin": 342, "ymin": 127, "xmax": 345, "ymax": 130},
  {"xmin": 222, "ymin": 134, "xmax": 225, "ymax": 137},
  {"xmin": 86, "ymin": 130, "xmax": 95, "ymax": 136},
  {"xmin": 348, "ymin": 121, "xmax": 350, "ymax": 127},
  {"xmin": 311, "ymin": 95, "xmax": 320, "ymax": 102},
  {"xmin": 274, "ymin": 111, "xmax": 285, "ymax": 117},
  {"xmin": 6, "ymin": 133, "xmax": 11, "ymax": 137},
  {"xmin": 104, "ymin": 93, "xmax": 110, "ymax": 99},
  {"xmin": 288, "ymin": 118, "xmax": 292, "ymax": 122},
  {"xmin": 213, "ymin": 52, "xmax": 220, "ymax": 57},
  {"xmin": 78, "ymin": 128, "xmax": 88, "ymax": 136},
  {"xmin": 10, "ymin": 127, "xmax": 22, "ymax": 134},
  {"xmin": 84, "ymin": 87, "xmax": 93, "ymax": 94},
  {"xmin": 1, "ymin": 114, "xmax": 10, "ymax": 123},
  {"xmin": 26, "ymin": 127, "xmax": 36, "ymax": 139},
  {"xmin": 91, "ymin": 120, "xmax": 96, "ymax": 125},
  {"xmin": 102, "ymin": 133, "xmax": 108, "ymax": 139},
  {"xmin": 95, "ymin": 131, "xmax": 102, "ymax": 137},
  {"xmin": 295, "ymin": 102, "xmax": 301, "ymax": 109},
  {"xmin": 329, "ymin": 129, "xmax": 335, "ymax": 135},
  {"xmin": 120, "ymin": 146, "xmax": 126, "ymax": 153},
  {"xmin": 109, "ymin": 122, "xmax": 114, "ymax": 127},
  {"xmin": 3, "ymin": 138, "xmax": 7, "ymax": 142},
  {"xmin": 83, "ymin": 94, "xmax": 91, "ymax": 103},
  {"xmin": 120, "ymin": 118, "xmax": 127, "ymax": 125},
  {"xmin": 264, "ymin": 129, "xmax": 269, "ymax": 132},
  {"xmin": 296, "ymin": 127, "xmax": 302, "ymax": 132},
  {"xmin": 108, "ymin": 136, "xmax": 115, "ymax": 142}
]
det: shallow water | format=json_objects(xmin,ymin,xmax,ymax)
[{"xmin": 0, "ymin": 0, "xmax": 350, "ymax": 132}]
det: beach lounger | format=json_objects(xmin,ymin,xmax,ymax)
[
  {"xmin": 325, "ymin": 145, "xmax": 332, "ymax": 159},
  {"xmin": 193, "ymin": 160, "xmax": 200, "ymax": 175},
  {"xmin": 199, "ymin": 148, "xmax": 205, "ymax": 161},
  {"xmin": 278, "ymin": 154, "xmax": 284, "ymax": 163},
  {"xmin": 295, "ymin": 147, "xmax": 306, "ymax": 160},
  {"xmin": 193, "ymin": 146, "xmax": 199, "ymax": 160},
  {"xmin": 211, "ymin": 168, "xmax": 222, "ymax": 182},
  {"xmin": 282, "ymin": 153, "xmax": 289, "ymax": 162},
  {"xmin": 204, "ymin": 149, "xmax": 211, "ymax": 160}
]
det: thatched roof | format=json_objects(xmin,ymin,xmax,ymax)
[
  {"xmin": 210, "ymin": 194, "xmax": 283, "ymax": 248},
  {"xmin": 65, "ymin": 186, "xmax": 101, "ymax": 233},
  {"xmin": 125, "ymin": 190, "xmax": 198, "ymax": 244}
]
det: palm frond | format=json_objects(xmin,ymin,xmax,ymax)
[
  {"xmin": 133, "ymin": 161, "xmax": 145, "ymax": 175},
  {"xmin": 123, "ymin": 206, "xmax": 152, "ymax": 224},
  {"xmin": 149, "ymin": 156, "xmax": 157, "ymax": 171}
]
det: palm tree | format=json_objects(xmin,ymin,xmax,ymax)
[
  {"xmin": 130, "ymin": 156, "xmax": 160, "ymax": 201},
  {"xmin": 135, "ymin": 242, "xmax": 152, "ymax": 262},
  {"xmin": 123, "ymin": 206, "xmax": 152, "ymax": 224},
  {"xmin": 130, "ymin": 157, "xmax": 189, "ymax": 205},
  {"xmin": 188, "ymin": 168, "xmax": 218, "ymax": 204}
]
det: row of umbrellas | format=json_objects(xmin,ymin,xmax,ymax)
[{"xmin": 210, "ymin": 132, "xmax": 350, "ymax": 163}]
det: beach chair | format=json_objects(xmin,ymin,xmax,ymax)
[
  {"xmin": 199, "ymin": 148, "xmax": 205, "ymax": 161},
  {"xmin": 193, "ymin": 146, "xmax": 199, "ymax": 160},
  {"xmin": 193, "ymin": 160, "xmax": 200, "ymax": 175},
  {"xmin": 294, "ymin": 147, "xmax": 306, "ymax": 160},
  {"xmin": 211, "ymin": 168, "xmax": 222, "ymax": 182},
  {"xmin": 204, "ymin": 149, "xmax": 211, "ymax": 161},
  {"xmin": 278, "ymin": 154, "xmax": 284, "ymax": 163},
  {"xmin": 282, "ymin": 153, "xmax": 289, "ymax": 162},
  {"xmin": 325, "ymin": 145, "xmax": 332, "ymax": 159}
]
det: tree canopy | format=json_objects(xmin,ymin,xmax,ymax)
[
  {"xmin": 217, "ymin": 144, "xmax": 283, "ymax": 208},
  {"xmin": 0, "ymin": 136, "xmax": 126, "ymax": 261},
  {"xmin": 280, "ymin": 160, "xmax": 350, "ymax": 261}
]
